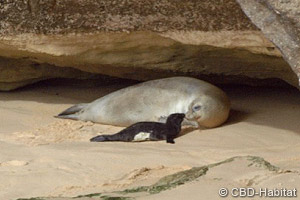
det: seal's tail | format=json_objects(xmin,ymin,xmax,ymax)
[
  {"xmin": 90, "ymin": 135, "xmax": 107, "ymax": 142},
  {"xmin": 55, "ymin": 103, "xmax": 87, "ymax": 120}
]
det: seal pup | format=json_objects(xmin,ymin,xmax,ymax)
[
  {"xmin": 90, "ymin": 113, "xmax": 185, "ymax": 144},
  {"xmin": 56, "ymin": 77, "xmax": 230, "ymax": 128}
]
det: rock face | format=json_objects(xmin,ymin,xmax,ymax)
[
  {"xmin": 0, "ymin": 0, "xmax": 298, "ymax": 90},
  {"xmin": 0, "ymin": 56, "xmax": 106, "ymax": 91},
  {"xmin": 237, "ymin": 0, "xmax": 300, "ymax": 86}
]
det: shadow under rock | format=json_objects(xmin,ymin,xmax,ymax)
[{"xmin": 225, "ymin": 109, "xmax": 250, "ymax": 126}]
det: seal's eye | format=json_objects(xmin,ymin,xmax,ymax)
[{"xmin": 193, "ymin": 105, "xmax": 201, "ymax": 111}]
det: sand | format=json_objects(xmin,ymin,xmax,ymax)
[{"xmin": 0, "ymin": 81, "xmax": 300, "ymax": 200}]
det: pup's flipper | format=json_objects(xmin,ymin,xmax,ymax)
[
  {"xmin": 166, "ymin": 134, "xmax": 176, "ymax": 144},
  {"xmin": 90, "ymin": 135, "xmax": 107, "ymax": 142},
  {"xmin": 90, "ymin": 133, "xmax": 128, "ymax": 142}
]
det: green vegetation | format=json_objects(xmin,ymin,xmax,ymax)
[{"xmin": 16, "ymin": 156, "xmax": 281, "ymax": 200}]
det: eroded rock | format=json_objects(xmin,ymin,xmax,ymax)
[
  {"xmin": 237, "ymin": 0, "xmax": 300, "ymax": 85},
  {"xmin": 0, "ymin": 56, "xmax": 104, "ymax": 91},
  {"xmin": 0, "ymin": 0, "xmax": 298, "ymax": 90}
]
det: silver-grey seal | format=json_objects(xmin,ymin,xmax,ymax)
[{"xmin": 56, "ymin": 77, "xmax": 230, "ymax": 128}]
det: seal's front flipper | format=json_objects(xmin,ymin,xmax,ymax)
[{"xmin": 166, "ymin": 137, "xmax": 175, "ymax": 144}]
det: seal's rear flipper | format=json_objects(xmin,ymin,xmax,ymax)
[
  {"xmin": 90, "ymin": 135, "xmax": 107, "ymax": 142},
  {"xmin": 54, "ymin": 114, "xmax": 80, "ymax": 120},
  {"xmin": 90, "ymin": 133, "xmax": 127, "ymax": 142},
  {"xmin": 55, "ymin": 103, "xmax": 87, "ymax": 119},
  {"xmin": 90, "ymin": 134, "xmax": 120, "ymax": 142}
]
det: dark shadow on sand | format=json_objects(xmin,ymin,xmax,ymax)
[
  {"xmin": 224, "ymin": 109, "xmax": 250, "ymax": 126},
  {"xmin": 178, "ymin": 127, "xmax": 198, "ymax": 137},
  {"xmin": 0, "ymin": 78, "xmax": 138, "ymax": 104}
]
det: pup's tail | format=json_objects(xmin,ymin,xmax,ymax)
[{"xmin": 55, "ymin": 103, "xmax": 88, "ymax": 120}]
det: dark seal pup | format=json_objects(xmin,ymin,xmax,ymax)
[{"xmin": 90, "ymin": 113, "xmax": 185, "ymax": 144}]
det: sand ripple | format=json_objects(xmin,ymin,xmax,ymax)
[{"xmin": 10, "ymin": 120, "xmax": 121, "ymax": 146}]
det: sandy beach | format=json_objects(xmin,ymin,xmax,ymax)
[{"xmin": 0, "ymin": 80, "xmax": 300, "ymax": 200}]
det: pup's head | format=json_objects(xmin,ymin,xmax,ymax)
[{"xmin": 166, "ymin": 113, "xmax": 186, "ymax": 125}]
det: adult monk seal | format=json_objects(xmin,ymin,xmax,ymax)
[
  {"xmin": 56, "ymin": 77, "xmax": 230, "ymax": 128},
  {"xmin": 90, "ymin": 113, "xmax": 185, "ymax": 144}
]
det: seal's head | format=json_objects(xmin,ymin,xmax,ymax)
[{"xmin": 186, "ymin": 95, "xmax": 230, "ymax": 128}]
